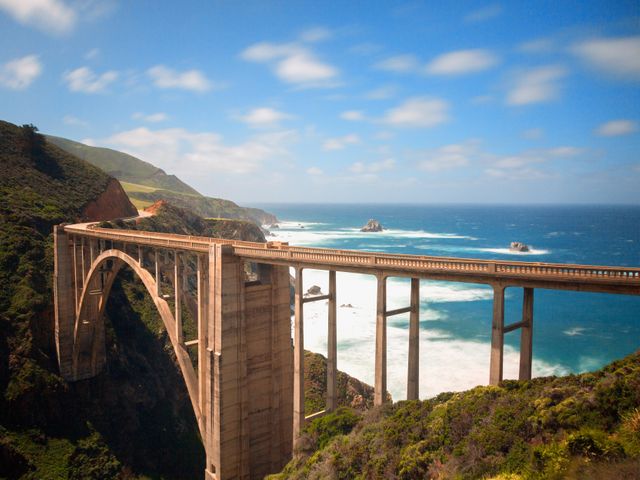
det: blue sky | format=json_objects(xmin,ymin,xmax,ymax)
[{"xmin": 1, "ymin": 0, "xmax": 639, "ymax": 204}]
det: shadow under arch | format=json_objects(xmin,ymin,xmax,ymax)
[{"xmin": 73, "ymin": 248, "xmax": 202, "ymax": 435}]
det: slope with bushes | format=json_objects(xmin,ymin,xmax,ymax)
[{"xmin": 272, "ymin": 351, "xmax": 640, "ymax": 480}]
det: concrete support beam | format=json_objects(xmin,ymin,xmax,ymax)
[
  {"xmin": 327, "ymin": 270, "xmax": 337, "ymax": 412},
  {"xmin": 489, "ymin": 285, "xmax": 505, "ymax": 386},
  {"xmin": 293, "ymin": 267, "xmax": 305, "ymax": 446},
  {"xmin": 519, "ymin": 287, "xmax": 534, "ymax": 381},
  {"xmin": 155, "ymin": 249, "xmax": 161, "ymax": 297},
  {"xmin": 374, "ymin": 274, "xmax": 387, "ymax": 405},
  {"xmin": 54, "ymin": 226, "xmax": 75, "ymax": 379},
  {"xmin": 175, "ymin": 251, "xmax": 183, "ymax": 343},
  {"xmin": 407, "ymin": 278, "xmax": 420, "ymax": 401}
]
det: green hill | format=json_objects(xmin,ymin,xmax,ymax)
[
  {"xmin": 46, "ymin": 135, "xmax": 199, "ymax": 195},
  {"xmin": 272, "ymin": 352, "xmax": 640, "ymax": 480},
  {"xmin": 46, "ymin": 135, "xmax": 277, "ymax": 225}
]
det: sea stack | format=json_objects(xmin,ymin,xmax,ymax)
[
  {"xmin": 361, "ymin": 219, "xmax": 384, "ymax": 232},
  {"xmin": 509, "ymin": 241, "xmax": 530, "ymax": 252}
]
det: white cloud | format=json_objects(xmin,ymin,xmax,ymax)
[
  {"xmin": 374, "ymin": 54, "xmax": 419, "ymax": 73},
  {"xmin": 518, "ymin": 38, "xmax": 555, "ymax": 54},
  {"xmin": 299, "ymin": 26, "xmax": 332, "ymax": 43},
  {"xmin": 522, "ymin": 128, "xmax": 544, "ymax": 140},
  {"xmin": 382, "ymin": 97, "xmax": 449, "ymax": 128},
  {"xmin": 595, "ymin": 119, "xmax": 638, "ymax": 137},
  {"xmin": 62, "ymin": 115, "xmax": 88, "ymax": 127},
  {"xmin": 506, "ymin": 65, "xmax": 567, "ymax": 105},
  {"xmin": 323, "ymin": 133, "xmax": 360, "ymax": 151},
  {"xmin": 572, "ymin": 36, "xmax": 640, "ymax": 80},
  {"xmin": 307, "ymin": 166, "xmax": 323, "ymax": 175},
  {"xmin": 425, "ymin": 49, "xmax": 499, "ymax": 75},
  {"xmin": 418, "ymin": 143, "xmax": 478, "ymax": 172},
  {"xmin": 0, "ymin": 0, "xmax": 76, "ymax": 35},
  {"xmin": 241, "ymin": 41, "xmax": 338, "ymax": 87},
  {"xmin": 340, "ymin": 110, "xmax": 365, "ymax": 121},
  {"xmin": 84, "ymin": 48, "xmax": 100, "ymax": 60},
  {"xmin": 0, "ymin": 54, "xmax": 42, "ymax": 90},
  {"xmin": 63, "ymin": 66, "xmax": 117, "ymax": 93},
  {"xmin": 132, "ymin": 112, "xmax": 169, "ymax": 123},
  {"xmin": 89, "ymin": 127, "xmax": 297, "ymax": 176},
  {"xmin": 365, "ymin": 85, "xmax": 397, "ymax": 100},
  {"xmin": 350, "ymin": 158, "xmax": 395, "ymax": 174},
  {"xmin": 464, "ymin": 4, "xmax": 502, "ymax": 23},
  {"xmin": 485, "ymin": 145, "xmax": 581, "ymax": 180},
  {"xmin": 147, "ymin": 65, "xmax": 212, "ymax": 92},
  {"xmin": 238, "ymin": 107, "xmax": 292, "ymax": 127}
]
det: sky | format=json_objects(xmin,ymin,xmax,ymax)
[{"xmin": 1, "ymin": 0, "xmax": 639, "ymax": 204}]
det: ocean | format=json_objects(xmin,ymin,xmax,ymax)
[{"xmin": 257, "ymin": 204, "xmax": 640, "ymax": 401}]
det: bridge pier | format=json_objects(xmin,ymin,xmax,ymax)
[
  {"xmin": 374, "ymin": 274, "xmax": 387, "ymax": 406},
  {"xmin": 490, "ymin": 286, "xmax": 535, "ymax": 385},
  {"xmin": 407, "ymin": 278, "xmax": 420, "ymax": 401}
]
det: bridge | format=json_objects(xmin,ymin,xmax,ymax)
[{"xmin": 53, "ymin": 223, "xmax": 640, "ymax": 479}]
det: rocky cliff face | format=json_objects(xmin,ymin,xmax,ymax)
[{"xmin": 81, "ymin": 178, "xmax": 138, "ymax": 221}]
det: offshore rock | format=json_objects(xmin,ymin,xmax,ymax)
[
  {"xmin": 306, "ymin": 285, "xmax": 323, "ymax": 296},
  {"xmin": 361, "ymin": 219, "xmax": 384, "ymax": 232},
  {"xmin": 510, "ymin": 241, "xmax": 530, "ymax": 252}
]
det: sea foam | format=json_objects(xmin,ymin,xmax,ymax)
[{"xmin": 296, "ymin": 269, "xmax": 565, "ymax": 400}]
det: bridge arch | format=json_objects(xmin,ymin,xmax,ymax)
[{"xmin": 71, "ymin": 248, "xmax": 202, "ymax": 433}]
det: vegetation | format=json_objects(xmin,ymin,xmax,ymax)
[
  {"xmin": 46, "ymin": 135, "xmax": 277, "ymax": 225},
  {"xmin": 0, "ymin": 120, "xmax": 203, "ymax": 479},
  {"xmin": 272, "ymin": 351, "xmax": 640, "ymax": 480}
]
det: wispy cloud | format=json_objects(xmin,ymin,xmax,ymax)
[
  {"xmin": 350, "ymin": 158, "xmax": 395, "ymax": 173},
  {"xmin": 88, "ymin": 127, "xmax": 297, "ymax": 176},
  {"xmin": 518, "ymin": 38, "xmax": 555, "ymax": 54},
  {"xmin": 0, "ymin": 54, "xmax": 42, "ymax": 90},
  {"xmin": 382, "ymin": 97, "xmax": 449, "ymax": 128},
  {"xmin": 506, "ymin": 65, "xmax": 567, "ymax": 105},
  {"xmin": 365, "ymin": 85, "xmax": 397, "ymax": 100},
  {"xmin": 595, "ymin": 119, "xmax": 637, "ymax": 137},
  {"xmin": 340, "ymin": 110, "xmax": 365, "ymax": 121},
  {"xmin": 306, "ymin": 166, "xmax": 323, "ymax": 175},
  {"xmin": 0, "ymin": 0, "xmax": 76, "ymax": 35},
  {"xmin": 63, "ymin": 66, "xmax": 117, "ymax": 93},
  {"xmin": 522, "ymin": 128, "xmax": 544, "ymax": 140},
  {"xmin": 241, "ymin": 41, "xmax": 338, "ymax": 88},
  {"xmin": 417, "ymin": 142, "xmax": 479, "ymax": 172},
  {"xmin": 62, "ymin": 114, "xmax": 88, "ymax": 127},
  {"xmin": 464, "ymin": 4, "xmax": 503, "ymax": 23},
  {"xmin": 572, "ymin": 36, "xmax": 640, "ymax": 80},
  {"xmin": 299, "ymin": 26, "xmax": 332, "ymax": 43},
  {"xmin": 374, "ymin": 54, "xmax": 419, "ymax": 73},
  {"xmin": 323, "ymin": 133, "xmax": 360, "ymax": 151},
  {"xmin": 147, "ymin": 65, "xmax": 213, "ymax": 92},
  {"xmin": 132, "ymin": 112, "xmax": 169, "ymax": 123},
  {"xmin": 238, "ymin": 107, "xmax": 293, "ymax": 128},
  {"xmin": 425, "ymin": 49, "xmax": 499, "ymax": 75}
]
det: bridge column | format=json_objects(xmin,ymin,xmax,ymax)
[
  {"xmin": 292, "ymin": 266, "xmax": 305, "ymax": 446},
  {"xmin": 174, "ymin": 251, "xmax": 183, "ymax": 343},
  {"xmin": 374, "ymin": 274, "xmax": 387, "ymax": 406},
  {"xmin": 407, "ymin": 278, "xmax": 420, "ymax": 400},
  {"xmin": 204, "ymin": 245, "xmax": 249, "ymax": 480},
  {"xmin": 519, "ymin": 288, "xmax": 534, "ymax": 381},
  {"xmin": 489, "ymin": 285, "xmax": 505, "ymax": 385},
  {"xmin": 326, "ymin": 270, "xmax": 337, "ymax": 412},
  {"xmin": 54, "ymin": 226, "xmax": 75, "ymax": 379}
]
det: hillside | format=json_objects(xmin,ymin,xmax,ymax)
[
  {"xmin": 0, "ymin": 122, "xmax": 372, "ymax": 479},
  {"xmin": 272, "ymin": 351, "xmax": 640, "ymax": 480},
  {"xmin": 46, "ymin": 135, "xmax": 277, "ymax": 225}
]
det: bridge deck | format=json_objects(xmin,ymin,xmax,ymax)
[{"xmin": 63, "ymin": 224, "xmax": 640, "ymax": 295}]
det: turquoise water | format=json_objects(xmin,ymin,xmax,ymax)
[{"xmin": 258, "ymin": 204, "xmax": 640, "ymax": 399}]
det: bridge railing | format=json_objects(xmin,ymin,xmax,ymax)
[{"xmin": 63, "ymin": 225, "xmax": 640, "ymax": 284}]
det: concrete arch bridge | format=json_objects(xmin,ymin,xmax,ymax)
[{"xmin": 53, "ymin": 223, "xmax": 640, "ymax": 479}]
